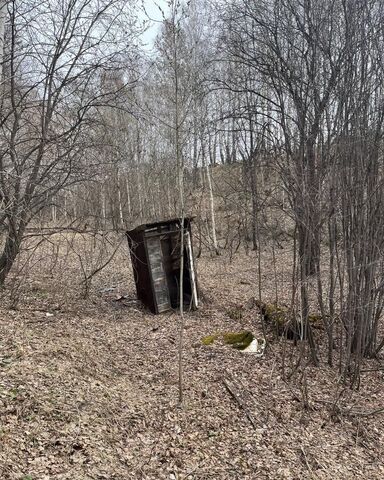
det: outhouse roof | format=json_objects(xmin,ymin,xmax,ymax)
[{"xmin": 126, "ymin": 217, "xmax": 194, "ymax": 234}]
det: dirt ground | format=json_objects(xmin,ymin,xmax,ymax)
[{"xmin": 0, "ymin": 235, "xmax": 383, "ymax": 479}]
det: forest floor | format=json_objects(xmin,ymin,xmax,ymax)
[{"xmin": 0, "ymin": 234, "xmax": 383, "ymax": 479}]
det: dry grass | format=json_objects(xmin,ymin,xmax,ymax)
[{"xmin": 0, "ymin": 233, "xmax": 383, "ymax": 479}]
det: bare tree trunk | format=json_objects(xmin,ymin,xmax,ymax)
[
  {"xmin": 164, "ymin": 1, "xmax": 186, "ymax": 407},
  {"xmin": 298, "ymin": 221, "xmax": 319, "ymax": 365},
  {"xmin": 51, "ymin": 203, "xmax": 57, "ymax": 223},
  {"xmin": 117, "ymin": 168, "xmax": 124, "ymax": 228},
  {"xmin": 167, "ymin": 177, "xmax": 172, "ymax": 217},
  {"xmin": 0, "ymin": 219, "xmax": 26, "ymax": 286},
  {"xmin": 125, "ymin": 177, "xmax": 131, "ymax": 218},
  {"xmin": 136, "ymin": 165, "xmax": 143, "ymax": 221},
  {"xmin": 0, "ymin": 0, "xmax": 6, "ymax": 85},
  {"xmin": 205, "ymin": 164, "xmax": 219, "ymax": 255},
  {"xmin": 101, "ymin": 185, "xmax": 106, "ymax": 227}
]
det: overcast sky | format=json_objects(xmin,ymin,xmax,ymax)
[{"xmin": 139, "ymin": 0, "xmax": 169, "ymax": 49}]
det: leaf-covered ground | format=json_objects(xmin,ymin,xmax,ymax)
[{"xmin": 0, "ymin": 237, "xmax": 383, "ymax": 479}]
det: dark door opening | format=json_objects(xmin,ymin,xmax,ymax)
[{"xmin": 160, "ymin": 233, "xmax": 193, "ymax": 309}]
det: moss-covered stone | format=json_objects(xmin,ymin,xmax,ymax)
[
  {"xmin": 222, "ymin": 331, "xmax": 254, "ymax": 350},
  {"xmin": 201, "ymin": 334, "xmax": 219, "ymax": 345},
  {"xmin": 264, "ymin": 304, "xmax": 287, "ymax": 325},
  {"xmin": 308, "ymin": 314, "xmax": 323, "ymax": 328},
  {"xmin": 255, "ymin": 300, "xmax": 323, "ymax": 339},
  {"xmin": 201, "ymin": 330, "xmax": 254, "ymax": 350}
]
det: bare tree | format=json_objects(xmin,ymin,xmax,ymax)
[{"xmin": 0, "ymin": 0, "xmax": 139, "ymax": 284}]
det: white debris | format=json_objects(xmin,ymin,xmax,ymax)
[{"xmin": 243, "ymin": 337, "xmax": 266, "ymax": 356}]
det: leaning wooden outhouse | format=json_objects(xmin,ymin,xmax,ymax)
[{"xmin": 126, "ymin": 218, "xmax": 198, "ymax": 314}]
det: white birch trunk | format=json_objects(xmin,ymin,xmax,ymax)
[
  {"xmin": 136, "ymin": 164, "xmax": 143, "ymax": 221},
  {"xmin": 51, "ymin": 203, "xmax": 57, "ymax": 223},
  {"xmin": 125, "ymin": 177, "xmax": 131, "ymax": 217},
  {"xmin": 167, "ymin": 177, "xmax": 172, "ymax": 217},
  {"xmin": 117, "ymin": 168, "xmax": 124, "ymax": 227},
  {"xmin": 101, "ymin": 186, "xmax": 106, "ymax": 225},
  {"xmin": 0, "ymin": 1, "xmax": 6, "ymax": 85},
  {"xmin": 185, "ymin": 231, "xmax": 198, "ymax": 308},
  {"xmin": 63, "ymin": 192, "xmax": 67, "ymax": 219},
  {"xmin": 205, "ymin": 164, "xmax": 219, "ymax": 255},
  {"xmin": 72, "ymin": 189, "xmax": 77, "ymax": 220},
  {"xmin": 157, "ymin": 181, "xmax": 162, "ymax": 217}
]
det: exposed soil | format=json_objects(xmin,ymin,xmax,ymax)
[{"xmin": 0, "ymin": 236, "xmax": 383, "ymax": 479}]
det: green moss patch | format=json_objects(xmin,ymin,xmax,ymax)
[
  {"xmin": 201, "ymin": 331, "xmax": 254, "ymax": 350},
  {"xmin": 255, "ymin": 300, "xmax": 323, "ymax": 339},
  {"xmin": 201, "ymin": 334, "xmax": 219, "ymax": 345},
  {"xmin": 223, "ymin": 331, "xmax": 254, "ymax": 350}
]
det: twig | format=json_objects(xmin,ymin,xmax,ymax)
[
  {"xmin": 223, "ymin": 376, "xmax": 257, "ymax": 429},
  {"xmin": 80, "ymin": 236, "xmax": 124, "ymax": 285},
  {"xmin": 182, "ymin": 465, "xmax": 200, "ymax": 479},
  {"xmin": 349, "ymin": 406, "xmax": 384, "ymax": 417},
  {"xmin": 300, "ymin": 446, "xmax": 313, "ymax": 476},
  {"xmin": 360, "ymin": 366, "xmax": 384, "ymax": 372},
  {"xmin": 314, "ymin": 399, "xmax": 384, "ymax": 417}
]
